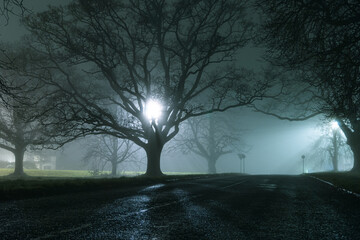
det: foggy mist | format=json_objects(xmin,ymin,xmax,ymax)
[
  {"xmin": 0, "ymin": 0, "xmax": 355, "ymax": 177},
  {"xmin": 2, "ymin": 1, "xmax": 360, "ymax": 239}
]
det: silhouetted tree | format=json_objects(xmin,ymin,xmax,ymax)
[
  {"xmin": 0, "ymin": 0, "xmax": 27, "ymax": 24},
  {"xmin": 307, "ymin": 122, "xmax": 353, "ymax": 172},
  {"xmin": 82, "ymin": 135, "xmax": 141, "ymax": 176},
  {"xmin": 0, "ymin": 0, "xmax": 29, "ymax": 100},
  {"xmin": 0, "ymin": 44, "xmax": 79, "ymax": 177},
  {"xmin": 25, "ymin": 0, "xmax": 274, "ymax": 177},
  {"xmin": 256, "ymin": 0, "xmax": 360, "ymax": 173},
  {"xmin": 174, "ymin": 112, "xmax": 249, "ymax": 173}
]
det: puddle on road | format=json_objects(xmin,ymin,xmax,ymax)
[
  {"xmin": 257, "ymin": 183, "xmax": 278, "ymax": 191},
  {"xmin": 92, "ymin": 187, "xmax": 194, "ymax": 239},
  {"xmin": 139, "ymin": 184, "xmax": 166, "ymax": 193}
]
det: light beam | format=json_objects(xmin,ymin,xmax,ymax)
[
  {"xmin": 144, "ymin": 99, "xmax": 163, "ymax": 124},
  {"xmin": 331, "ymin": 120, "xmax": 339, "ymax": 129}
]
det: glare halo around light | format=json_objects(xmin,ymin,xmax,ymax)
[
  {"xmin": 331, "ymin": 120, "xmax": 339, "ymax": 129},
  {"xmin": 145, "ymin": 99, "xmax": 163, "ymax": 123}
]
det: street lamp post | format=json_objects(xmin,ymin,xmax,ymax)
[{"xmin": 301, "ymin": 155, "xmax": 305, "ymax": 174}]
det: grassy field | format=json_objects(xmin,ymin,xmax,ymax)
[
  {"xmin": 0, "ymin": 168, "xmax": 97, "ymax": 178},
  {"xmin": 0, "ymin": 168, "xmax": 210, "ymax": 200},
  {"xmin": 0, "ymin": 168, "xmax": 201, "ymax": 178}
]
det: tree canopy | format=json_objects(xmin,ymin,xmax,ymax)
[
  {"xmin": 256, "ymin": 0, "xmax": 360, "ymax": 172},
  {"xmin": 24, "ymin": 0, "xmax": 273, "ymax": 176}
]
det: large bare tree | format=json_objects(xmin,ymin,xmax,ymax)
[
  {"xmin": 25, "ymin": 0, "xmax": 273, "ymax": 176},
  {"xmin": 256, "ymin": 0, "xmax": 360, "ymax": 173}
]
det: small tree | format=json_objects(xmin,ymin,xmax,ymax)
[
  {"xmin": 82, "ymin": 135, "xmax": 141, "ymax": 176},
  {"xmin": 174, "ymin": 112, "xmax": 249, "ymax": 173}
]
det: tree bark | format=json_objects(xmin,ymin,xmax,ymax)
[
  {"xmin": 13, "ymin": 147, "xmax": 26, "ymax": 177},
  {"xmin": 350, "ymin": 144, "xmax": 360, "ymax": 173},
  {"xmin": 346, "ymin": 132, "xmax": 360, "ymax": 173},
  {"xmin": 145, "ymin": 145, "xmax": 163, "ymax": 177},
  {"xmin": 332, "ymin": 130, "xmax": 339, "ymax": 172},
  {"xmin": 207, "ymin": 158, "xmax": 217, "ymax": 174},
  {"xmin": 332, "ymin": 151, "xmax": 338, "ymax": 172},
  {"xmin": 111, "ymin": 160, "xmax": 117, "ymax": 177},
  {"xmin": 145, "ymin": 126, "xmax": 164, "ymax": 177}
]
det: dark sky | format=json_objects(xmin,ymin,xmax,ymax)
[{"xmin": 0, "ymin": 0, "xmax": 71, "ymax": 41}]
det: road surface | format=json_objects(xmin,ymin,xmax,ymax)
[{"xmin": 1, "ymin": 175, "xmax": 360, "ymax": 239}]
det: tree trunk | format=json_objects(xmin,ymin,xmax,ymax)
[
  {"xmin": 332, "ymin": 130, "xmax": 339, "ymax": 172},
  {"xmin": 332, "ymin": 152, "xmax": 338, "ymax": 172},
  {"xmin": 145, "ymin": 126, "xmax": 164, "ymax": 177},
  {"xmin": 111, "ymin": 160, "xmax": 117, "ymax": 177},
  {"xmin": 350, "ymin": 145, "xmax": 360, "ymax": 173},
  {"xmin": 207, "ymin": 158, "xmax": 217, "ymax": 174},
  {"xmin": 346, "ymin": 132, "xmax": 360, "ymax": 173},
  {"xmin": 13, "ymin": 147, "xmax": 26, "ymax": 177},
  {"xmin": 208, "ymin": 116, "xmax": 217, "ymax": 174},
  {"xmin": 145, "ymin": 145, "xmax": 163, "ymax": 177}
]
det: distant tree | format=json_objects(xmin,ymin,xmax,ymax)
[
  {"xmin": 25, "ymin": 0, "xmax": 275, "ymax": 176},
  {"xmin": 82, "ymin": 135, "xmax": 141, "ymax": 176},
  {"xmin": 0, "ymin": 160, "xmax": 10, "ymax": 168},
  {"xmin": 25, "ymin": 148, "xmax": 57, "ymax": 169},
  {"xmin": 307, "ymin": 122, "xmax": 353, "ymax": 172},
  {"xmin": 0, "ymin": 44, "xmax": 79, "ymax": 177},
  {"xmin": 256, "ymin": 0, "xmax": 360, "ymax": 173},
  {"xmin": 23, "ymin": 159, "xmax": 37, "ymax": 169},
  {"xmin": 174, "ymin": 112, "xmax": 249, "ymax": 173}
]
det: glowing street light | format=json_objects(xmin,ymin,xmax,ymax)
[
  {"xmin": 144, "ymin": 99, "xmax": 163, "ymax": 124},
  {"xmin": 331, "ymin": 120, "xmax": 339, "ymax": 130},
  {"xmin": 301, "ymin": 155, "xmax": 305, "ymax": 174}
]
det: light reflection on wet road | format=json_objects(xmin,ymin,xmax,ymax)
[{"xmin": 1, "ymin": 175, "xmax": 360, "ymax": 239}]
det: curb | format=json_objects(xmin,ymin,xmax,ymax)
[{"xmin": 309, "ymin": 175, "xmax": 360, "ymax": 198}]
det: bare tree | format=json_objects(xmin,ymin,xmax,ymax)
[
  {"xmin": 0, "ymin": 44, "xmax": 80, "ymax": 177},
  {"xmin": 307, "ymin": 122, "xmax": 353, "ymax": 172},
  {"xmin": 174, "ymin": 112, "xmax": 249, "ymax": 173},
  {"xmin": 0, "ymin": 0, "xmax": 27, "ymax": 24},
  {"xmin": 25, "ymin": 0, "xmax": 274, "ymax": 176},
  {"xmin": 82, "ymin": 135, "xmax": 141, "ymax": 176},
  {"xmin": 0, "ymin": 0, "xmax": 32, "ymax": 104},
  {"xmin": 256, "ymin": 0, "xmax": 360, "ymax": 173}
]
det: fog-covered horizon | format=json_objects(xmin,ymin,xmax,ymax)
[{"xmin": 1, "ymin": 108, "xmax": 348, "ymax": 175}]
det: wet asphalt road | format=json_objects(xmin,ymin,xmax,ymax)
[{"xmin": 1, "ymin": 174, "xmax": 360, "ymax": 240}]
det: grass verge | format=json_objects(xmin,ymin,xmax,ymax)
[
  {"xmin": 0, "ymin": 176, "xmax": 164, "ymax": 201},
  {"xmin": 0, "ymin": 170, "xmax": 212, "ymax": 201},
  {"xmin": 0, "ymin": 168, "xmax": 107, "ymax": 177},
  {"xmin": 309, "ymin": 172, "xmax": 360, "ymax": 195}
]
